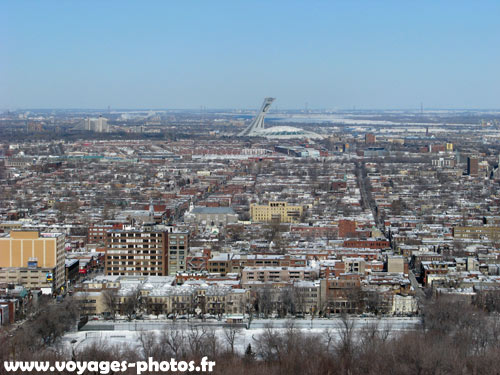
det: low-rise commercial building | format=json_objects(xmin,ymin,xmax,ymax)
[{"xmin": 0, "ymin": 231, "xmax": 65, "ymax": 291}]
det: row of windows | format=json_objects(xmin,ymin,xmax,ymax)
[
  {"xmin": 210, "ymin": 268, "xmax": 226, "ymax": 273},
  {"xmin": 110, "ymin": 233, "xmax": 162, "ymax": 237},
  {"xmin": 108, "ymin": 255, "xmax": 161, "ymax": 259},
  {"xmin": 110, "ymin": 267, "xmax": 163, "ymax": 271},
  {"xmin": 169, "ymin": 261, "xmax": 185, "ymax": 265},
  {"xmin": 109, "ymin": 261, "xmax": 163, "ymax": 265}
]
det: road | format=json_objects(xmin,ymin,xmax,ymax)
[
  {"xmin": 80, "ymin": 317, "xmax": 421, "ymax": 332},
  {"xmin": 355, "ymin": 161, "xmax": 384, "ymax": 232},
  {"xmin": 409, "ymin": 270, "xmax": 426, "ymax": 311}
]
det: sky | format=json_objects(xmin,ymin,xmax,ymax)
[{"xmin": 1, "ymin": 1, "xmax": 499, "ymax": 110}]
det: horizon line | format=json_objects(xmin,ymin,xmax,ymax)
[{"xmin": 3, "ymin": 107, "xmax": 500, "ymax": 112}]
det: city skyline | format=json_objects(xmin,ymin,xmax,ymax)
[{"xmin": 2, "ymin": 1, "xmax": 500, "ymax": 110}]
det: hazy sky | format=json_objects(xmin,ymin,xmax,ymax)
[{"xmin": 1, "ymin": 1, "xmax": 499, "ymax": 110}]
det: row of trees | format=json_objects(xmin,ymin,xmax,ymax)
[
  {"xmin": 84, "ymin": 284, "xmax": 317, "ymax": 322},
  {"xmin": 5, "ymin": 296, "xmax": 500, "ymax": 374},
  {"xmin": 3, "ymin": 296, "xmax": 79, "ymax": 360}
]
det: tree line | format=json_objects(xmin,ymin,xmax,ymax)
[{"xmin": 3, "ymin": 295, "xmax": 500, "ymax": 374}]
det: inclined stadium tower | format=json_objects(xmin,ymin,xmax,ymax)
[{"xmin": 238, "ymin": 98, "xmax": 323, "ymax": 139}]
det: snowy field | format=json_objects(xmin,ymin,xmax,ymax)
[{"xmin": 62, "ymin": 317, "xmax": 421, "ymax": 354}]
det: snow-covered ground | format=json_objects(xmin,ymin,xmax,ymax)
[{"xmin": 63, "ymin": 317, "xmax": 421, "ymax": 355}]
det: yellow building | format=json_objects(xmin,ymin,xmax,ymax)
[
  {"xmin": 446, "ymin": 143, "xmax": 453, "ymax": 151},
  {"xmin": 250, "ymin": 202, "xmax": 303, "ymax": 223},
  {"xmin": 0, "ymin": 221, "xmax": 23, "ymax": 232},
  {"xmin": 453, "ymin": 226, "xmax": 500, "ymax": 240},
  {"xmin": 0, "ymin": 231, "xmax": 66, "ymax": 291}
]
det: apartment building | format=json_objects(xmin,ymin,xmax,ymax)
[
  {"xmin": 365, "ymin": 133, "xmax": 376, "ymax": 144},
  {"xmin": 343, "ymin": 239, "xmax": 390, "ymax": 249},
  {"xmin": 467, "ymin": 156, "xmax": 479, "ymax": 176},
  {"xmin": 292, "ymin": 280, "xmax": 320, "ymax": 313},
  {"xmin": 207, "ymin": 254, "xmax": 308, "ymax": 276},
  {"xmin": 0, "ymin": 231, "xmax": 66, "ymax": 291},
  {"xmin": 320, "ymin": 275, "xmax": 362, "ymax": 314},
  {"xmin": 184, "ymin": 206, "xmax": 238, "ymax": 226},
  {"xmin": 453, "ymin": 226, "xmax": 500, "ymax": 241},
  {"xmin": 241, "ymin": 266, "xmax": 317, "ymax": 284},
  {"xmin": 87, "ymin": 222, "xmax": 124, "ymax": 244},
  {"xmin": 105, "ymin": 229, "xmax": 168, "ymax": 276},
  {"xmin": 250, "ymin": 202, "xmax": 303, "ymax": 223},
  {"xmin": 166, "ymin": 232, "xmax": 189, "ymax": 275}
]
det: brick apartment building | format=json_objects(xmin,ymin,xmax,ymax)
[
  {"xmin": 88, "ymin": 222, "xmax": 124, "ymax": 244},
  {"xmin": 343, "ymin": 239, "xmax": 390, "ymax": 249},
  {"xmin": 105, "ymin": 228, "xmax": 189, "ymax": 276}
]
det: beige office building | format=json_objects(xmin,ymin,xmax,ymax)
[
  {"xmin": 0, "ymin": 231, "xmax": 66, "ymax": 291},
  {"xmin": 250, "ymin": 202, "xmax": 303, "ymax": 223}
]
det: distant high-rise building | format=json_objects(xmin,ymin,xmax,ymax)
[
  {"xmin": 84, "ymin": 116, "xmax": 109, "ymax": 133},
  {"xmin": 467, "ymin": 156, "xmax": 479, "ymax": 176},
  {"xmin": 84, "ymin": 117, "xmax": 92, "ymax": 131},
  {"xmin": 27, "ymin": 121, "xmax": 43, "ymax": 132},
  {"xmin": 365, "ymin": 133, "xmax": 376, "ymax": 144},
  {"xmin": 96, "ymin": 116, "xmax": 108, "ymax": 132}
]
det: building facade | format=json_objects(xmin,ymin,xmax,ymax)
[
  {"xmin": 467, "ymin": 156, "xmax": 479, "ymax": 176},
  {"xmin": 166, "ymin": 232, "xmax": 189, "ymax": 275},
  {"xmin": 185, "ymin": 206, "xmax": 238, "ymax": 227},
  {"xmin": 0, "ymin": 231, "xmax": 66, "ymax": 291},
  {"xmin": 365, "ymin": 133, "xmax": 376, "ymax": 144},
  {"xmin": 250, "ymin": 202, "xmax": 303, "ymax": 223},
  {"xmin": 105, "ymin": 229, "xmax": 168, "ymax": 276},
  {"xmin": 453, "ymin": 226, "xmax": 500, "ymax": 240}
]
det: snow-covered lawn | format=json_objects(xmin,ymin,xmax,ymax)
[{"xmin": 63, "ymin": 317, "xmax": 421, "ymax": 355}]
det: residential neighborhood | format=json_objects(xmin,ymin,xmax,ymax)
[{"xmin": 3, "ymin": 109, "xmax": 500, "ymax": 327}]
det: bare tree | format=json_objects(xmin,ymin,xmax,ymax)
[
  {"xmin": 334, "ymin": 314, "xmax": 357, "ymax": 372},
  {"xmin": 138, "ymin": 330, "xmax": 158, "ymax": 359},
  {"xmin": 123, "ymin": 287, "xmax": 143, "ymax": 321},
  {"xmin": 256, "ymin": 286, "xmax": 273, "ymax": 318},
  {"xmin": 186, "ymin": 325, "xmax": 207, "ymax": 358},
  {"xmin": 292, "ymin": 285, "xmax": 306, "ymax": 315},
  {"xmin": 254, "ymin": 323, "xmax": 284, "ymax": 364},
  {"xmin": 102, "ymin": 288, "xmax": 118, "ymax": 320},
  {"xmin": 223, "ymin": 323, "xmax": 242, "ymax": 355},
  {"xmin": 202, "ymin": 327, "xmax": 220, "ymax": 358},
  {"xmin": 160, "ymin": 328, "xmax": 186, "ymax": 358}
]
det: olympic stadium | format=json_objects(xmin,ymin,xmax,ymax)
[{"xmin": 238, "ymin": 98, "xmax": 323, "ymax": 140}]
